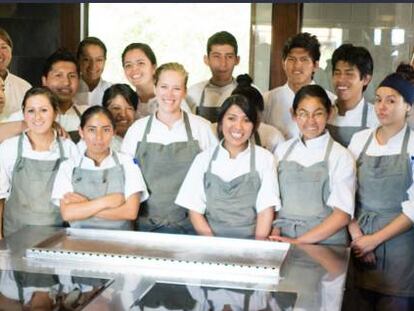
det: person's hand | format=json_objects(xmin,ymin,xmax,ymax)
[
  {"xmin": 53, "ymin": 121, "xmax": 69, "ymax": 139},
  {"xmin": 268, "ymin": 235, "xmax": 299, "ymax": 244},
  {"xmin": 359, "ymin": 251, "xmax": 376, "ymax": 265},
  {"xmin": 351, "ymin": 234, "xmax": 380, "ymax": 257},
  {"xmin": 63, "ymin": 192, "xmax": 88, "ymax": 204}
]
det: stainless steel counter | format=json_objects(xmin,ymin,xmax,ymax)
[{"xmin": 0, "ymin": 227, "xmax": 350, "ymax": 310}]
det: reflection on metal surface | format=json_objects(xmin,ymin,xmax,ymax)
[
  {"xmin": 25, "ymin": 229, "xmax": 290, "ymax": 285},
  {"xmin": 133, "ymin": 282, "xmax": 297, "ymax": 311},
  {"xmin": 0, "ymin": 269, "xmax": 112, "ymax": 310}
]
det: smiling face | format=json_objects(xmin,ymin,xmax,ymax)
[
  {"xmin": 41, "ymin": 61, "xmax": 79, "ymax": 104},
  {"xmin": 294, "ymin": 95, "xmax": 330, "ymax": 140},
  {"xmin": 283, "ymin": 48, "xmax": 318, "ymax": 91},
  {"xmin": 106, "ymin": 94, "xmax": 135, "ymax": 137},
  {"xmin": 0, "ymin": 37, "xmax": 12, "ymax": 74},
  {"xmin": 79, "ymin": 44, "xmax": 106, "ymax": 86},
  {"xmin": 79, "ymin": 112, "xmax": 114, "ymax": 157},
  {"xmin": 155, "ymin": 69, "xmax": 186, "ymax": 116},
  {"xmin": 23, "ymin": 94, "xmax": 56, "ymax": 135},
  {"xmin": 375, "ymin": 86, "xmax": 410, "ymax": 128},
  {"xmin": 204, "ymin": 44, "xmax": 240, "ymax": 85},
  {"xmin": 123, "ymin": 48, "xmax": 156, "ymax": 89},
  {"xmin": 221, "ymin": 104, "xmax": 253, "ymax": 153},
  {"xmin": 333, "ymin": 60, "xmax": 370, "ymax": 106}
]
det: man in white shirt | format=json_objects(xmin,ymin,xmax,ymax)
[
  {"xmin": 41, "ymin": 49, "xmax": 86, "ymax": 142},
  {"xmin": 187, "ymin": 31, "xmax": 240, "ymax": 123},
  {"xmin": 328, "ymin": 44, "xmax": 378, "ymax": 146},
  {"xmin": 75, "ymin": 36, "xmax": 111, "ymax": 107},
  {"xmin": 263, "ymin": 32, "xmax": 335, "ymax": 139},
  {"xmin": 0, "ymin": 27, "xmax": 31, "ymax": 120}
]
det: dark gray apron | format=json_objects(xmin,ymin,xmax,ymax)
[
  {"xmin": 204, "ymin": 142, "xmax": 261, "ymax": 239},
  {"xmin": 354, "ymin": 126, "xmax": 414, "ymax": 297},
  {"xmin": 3, "ymin": 134, "xmax": 65, "ymax": 237},
  {"xmin": 68, "ymin": 105, "xmax": 82, "ymax": 143},
  {"xmin": 274, "ymin": 137, "xmax": 348, "ymax": 245},
  {"xmin": 195, "ymin": 85, "xmax": 220, "ymax": 123},
  {"xmin": 327, "ymin": 100, "xmax": 368, "ymax": 147},
  {"xmin": 70, "ymin": 152, "xmax": 131, "ymax": 230},
  {"xmin": 135, "ymin": 111, "xmax": 200, "ymax": 234}
]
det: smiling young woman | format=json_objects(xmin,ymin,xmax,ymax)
[
  {"xmin": 175, "ymin": 94, "xmax": 280, "ymax": 240},
  {"xmin": 122, "ymin": 62, "xmax": 217, "ymax": 234},
  {"xmin": 0, "ymin": 87, "xmax": 79, "ymax": 238}
]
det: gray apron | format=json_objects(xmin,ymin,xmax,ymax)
[
  {"xmin": 354, "ymin": 126, "xmax": 414, "ymax": 296},
  {"xmin": 135, "ymin": 111, "xmax": 200, "ymax": 234},
  {"xmin": 327, "ymin": 99, "xmax": 368, "ymax": 147},
  {"xmin": 274, "ymin": 137, "xmax": 348, "ymax": 245},
  {"xmin": 3, "ymin": 134, "xmax": 65, "ymax": 237},
  {"xmin": 204, "ymin": 142, "xmax": 261, "ymax": 239},
  {"xmin": 68, "ymin": 105, "xmax": 82, "ymax": 143},
  {"xmin": 70, "ymin": 152, "xmax": 131, "ymax": 230},
  {"xmin": 195, "ymin": 86, "xmax": 220, "ymax": 123}
]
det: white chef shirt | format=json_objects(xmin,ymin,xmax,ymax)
[
  {"xmin": 0, "ymin": 71, "xmax": 31, "ymax": 121},
  {"xmin": 175, "ymin": 141, "xmax": 281, "ymax": 214},
  {"xmin": 263, "ymin": 82, "xmax": 336, "ymax": 139},
  {"xmin": 51, "ymin": 150, "xmax": 148, "ymax": 206},
  {"xmin": 210, "ymin": 122, "xmax": 285, "ymax": 154},
  {"xmin": 328, "ymin": 97, "xmax": 379, "ymax": 128},
  {"xmin": 0, "ymin": 132, "xmax": 79, "ymax": 200},
  {"xmin": 275, "ymin": 131, "xmax": 356, "ymax": 217},
  {"xmin": 187, "ymin": 79, "xmax": 238, "ymax": 113},
  {"xmin": 122, "ymin": 111, "xmax": 217, "ymax": 157},
  {"xmin": 75, "ymin": 78, "xmax": 112, "ymax": 106},
  {"xmin": 348, "ymin": 125, "xmax": 414, "ymax": 222}
]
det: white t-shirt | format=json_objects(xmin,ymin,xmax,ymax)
[
  {"xmin": 275, "ymin": 131, "xmax": 356, "ymax": 217},
  {"xmin": 187, "ymin": 79, "xmax": 238, "ymax": 113},
  {"xmin": 263, "ymin": 82, "xmax": 336, "ymax": 139},
  {"xmin": 0, "ymin": 71, "xmax": 31, "ymax": 121},
  {"xmin": 51, "ymin": 150, "xmax": 149, "ymax": 206},
  {"xmin": 211, "ymin": 122, "xmax": 285, "ymax": 154},
  {"xmin": 328, "ymin": 97, "xmax": 379, "ymax": 128},
  {"xmin": 175, "ymin": 142, "xmax": 281, "ymax": 214},
  {"xmin": 348, "ymin": 125, "xmax": 414, "ymax": 222},
  {"xmin": 122, "ymin": 111, "xmax": 217, "ymax": 157},
  {"xmin": 75, "ymin": 78, "xmax": 112, "ymax": 106},
  {"xmin": 0, "ymin": 133, "xmax": 79, "ymax": 200},
  {"xmin": 6, "ymin": 101, "xmax": 87, "ymax": 133}
]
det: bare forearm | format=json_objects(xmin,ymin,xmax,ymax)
[
  {"xmin": 60, "ymin": 193, "xmax": 125, "ymax": 221},
  {"xmin": 0, "ymin": 122, "xmax": 26, "ymax": 142},
  {"xmin": 297, "ymin": 208, "xmax": 350, "ymax": 244},
  {"xmin": 374, "ymin": 214, "xmax": 413, "ymax": 245},
  {"xmin": 348, "ymin": 218, "xmax": 364, "ymax": 240},
  {"xmin": 95, "ymin": 194, "xmax": 139, "ymax": 221},
  {"xmin": 189, "ymin": 211, "xmax": 214, "ymax": 236},
  {"xmin": 255, "ymin": 207, "xmax": 274, "ymax": 240}
]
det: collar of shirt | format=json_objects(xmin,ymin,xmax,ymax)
[
  {"xmin": 298, "ymin": 130, "xmax": 330, "ymax": 151},
  {"xmin": 152, "ymin": 110, "xmax": 185, "ymax": 131},
  {"xmin": 284, "ymin": 80, "xmax": 316, "ymax": 95},
  {"xmin": 22, "ymin": 130, "xmax": 59, "ymax": 152},
  {"xmin": 371, "ymin": 124, "xmax": 409, "ymax": 150},
  {"xmin": 206, "ymin": 78, "xmax": 237, "ymax": 91},
  {"xmin": 217, "ymin": 139, "xmax": 252, "ymax": 161},
  {"xmin": 79, "ymin": 148, "xmax": 116, "ymax": 169}
]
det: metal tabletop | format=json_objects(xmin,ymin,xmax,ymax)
[{"xmin": 0, "ymin": 226, "xmax": 350, "ymax": 310}]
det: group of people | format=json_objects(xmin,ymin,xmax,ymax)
[{"xmin": 1, "ymin": 26, "xmax": 414, "ymax": 309}]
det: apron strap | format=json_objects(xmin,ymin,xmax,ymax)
[
  {"xmin": 323, "ymin": 136, "xmax": 334, "ymax": 162},
  {"xmin": 249, "ymin": 142, "xmax": 256, "ymax": 173},
  {"xmin": 361, "ymin": 99, "xmax": 368, "ymax": 128},
  {"xmin": 135, "ymin": 113, "xmax": 154, "ymax": 156},
  {"xmin": 253, "ymin": 130, "xmax": 262, "ymax": 147},
  {"xmin": 281, "ymin": 139, "xmax": 299, "ymax": 161},
  {"xmin": 12, "ymin": 134, "xmax": 25, "ymax": 173},
  {"xmin": 183, "ymin": 111, "xmax": 195, "ymax": 142},
  {"xmin": 73, "ymin": 105, "xmax": 82, "ymax": 119},
  {"xmin": 357, "ymin": 131, "xmax": 374, "ymax": 162},
  {"xmin": 207, "ymin": 143, "xmax": 221, "ymax": 173},
  {"xmin": 401, "ymin": 125, "xmax": 410, "ymax": 154},
  {"xmin": 199, "ymin": 85, "xmax": 207, "ymax": 108},
  {"xmin": 56, "ymin": 134, "xmax": 65, "ymax": 161}
]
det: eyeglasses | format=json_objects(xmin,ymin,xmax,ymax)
[{"xmin": 296, "ymin": 111, "xmax": 327, "ymax": 121}]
